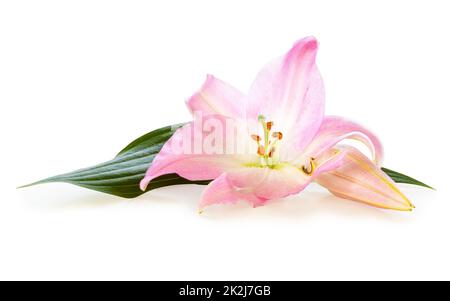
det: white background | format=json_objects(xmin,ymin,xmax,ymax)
[{"xmin": 1, "ymin": 0, "xmax": 449, "ymax": 280}]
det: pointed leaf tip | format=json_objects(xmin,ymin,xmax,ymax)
[{"xmin": 382, "ymin": 167, "xmax": 434, "ymax": 190}]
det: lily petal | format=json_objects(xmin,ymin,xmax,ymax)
[
  {"xmin": 140, "ymin": 117, "xmax": 254, "ymax": 191},
  {"xmin": 199, "ymin": 173, "xmax": 267, "ymax": 209},
  {"xmin": 186, "ymin": 74, "xmax": 246, "ymax": 118},
  {"xmin": 246, "ymin": 36, "xmax": 325, "ymax": 153},
  {"xmin": 316, "ymin": 146, "xmax": 413, "ymax": 211},
  {"xmin": 301, "ymin": 115, "xmax": 384, "ymax": 166},
  {"xmin": 199, "ymin": 166, "xmax": 308, "ymax": 209},
  {"xmin": 199, "ymin": 147, "xmax": 348, "ymax": 209}
]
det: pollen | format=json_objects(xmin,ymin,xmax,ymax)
[
  {"xmin": 251, "ymin": 134, "xmax": 261, "ymax": 142},
  {"xmin": 257, "ymin": 145, "xmax": 265, "ymax": 156},
  {"xmin": 302, "ymin": 158, "xmax": 315, "ymax": 175},
  {"xmin": 272, "ymin": 132, "xmax": 283, "ymax": 140}
]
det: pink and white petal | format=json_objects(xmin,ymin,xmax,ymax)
[
  {"xmin": 312, "ymin": 147, "xmax": 350, "ymax": 174},
  {"xmin": 230, "ymin": 147, "xmax": 349, "ymax": 200},
  {"xmin": 186, "ymin": 74, "xmax": 246, "ymax": 118},
  {"xmin": 140, "ymin": 118, "xmax": 256, "ymax": 191},
  {"xmin": 292, "ymin": 65, "xmax": 325, "ymax": 152},
  {"xmin": 199, "ymin": 166, "xmax": 306, "ymax": 209},
  {"xmin": 301, "ymin": 115, "xmax": 384, "ymax": 166},
  {"xmin": 199, "ymin": 148, "xmax": 349, "ymax": 209},
  {"xmin": 199, "ymin": 173, "xmax": 267, "ymax": 209},
  {"xmin": 246, "ymin": 37, "xmax": 319, "ymax": 119},
  {"xmin": 228, "ymin": 165, "xmax": 310, "ymax": 200},
  {"xmin": 246, "ymin": 37, "xmax": 325, "ymax": 153},
  {"xmin": 316, "ymin": 146, "xmax": 413, "ymax": 211}
]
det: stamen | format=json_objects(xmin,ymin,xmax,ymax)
[
  {"xmin": 302, "ymin": 158, "xmax": 315, "ymax": 175},
  {"xmin": 257, "ymin": 145, "xmax": 265, "ymax": 156},
  {"xmin": 251, "ymin": 115, "xmax": 283, "ymax": 167},
  {"xmin": 272, "ymin": 132, "xmax": 283, "ymax": 140},
  {"xmin": 251, "ymin": 134, "xmax": 261, "ymax": 142}
]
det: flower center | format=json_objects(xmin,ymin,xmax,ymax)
[
  {"xmin": 250, "ymin": 114, "xmax": 316, "ymax": 175},
  {"xmin": 251, "ymin": 115, "xmax": 283, "ymax": 168}
]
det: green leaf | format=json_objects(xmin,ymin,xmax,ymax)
[
  {"xmin": 19, "ymin": 124, "xmax": 433, "ymax": 199},
  {"xmin": 19, "ymin": 124, "xmax": 210, "ymax": 198},
  {"xmin": 381, "ymin": 167, "xmax": 434, "ymax": 190}
]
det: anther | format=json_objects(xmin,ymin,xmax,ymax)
[
  {"xmin": 257, "ymin": 145, "xmax": 265, "ymax": 156},
  {"xmin": 302, "ymin": 159, "xmax": 315, "ymax": 175},
  {"xmin": 251, "ymin": 134, "xmax": 261, "ymax": 142},
  {"xmin": 272, "ymin": 132, "xmax": 283, "ymax": 140}
]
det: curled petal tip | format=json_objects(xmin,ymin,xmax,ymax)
[
  {"xmin": 288, "ymin": 37, "xmax": 318, "ymax": 60},
  {"xmin": 298, "ymin": 36, "xmax": 318, "ymax": 49},
  {"xmin": 307, "ymin": 36, "xmax": 318, "ymax": 47},
  {"xmin": 139, "ymin": 178, "xmax": 150, "ymax": 191},
  {"xmin": 185, "ymin": 74, "xmax": 245, "ymax": 117}
]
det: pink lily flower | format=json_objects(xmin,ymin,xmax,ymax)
[{"xmin": 140, "ymin": 36, "xmax": 413, "ymax": 211}]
